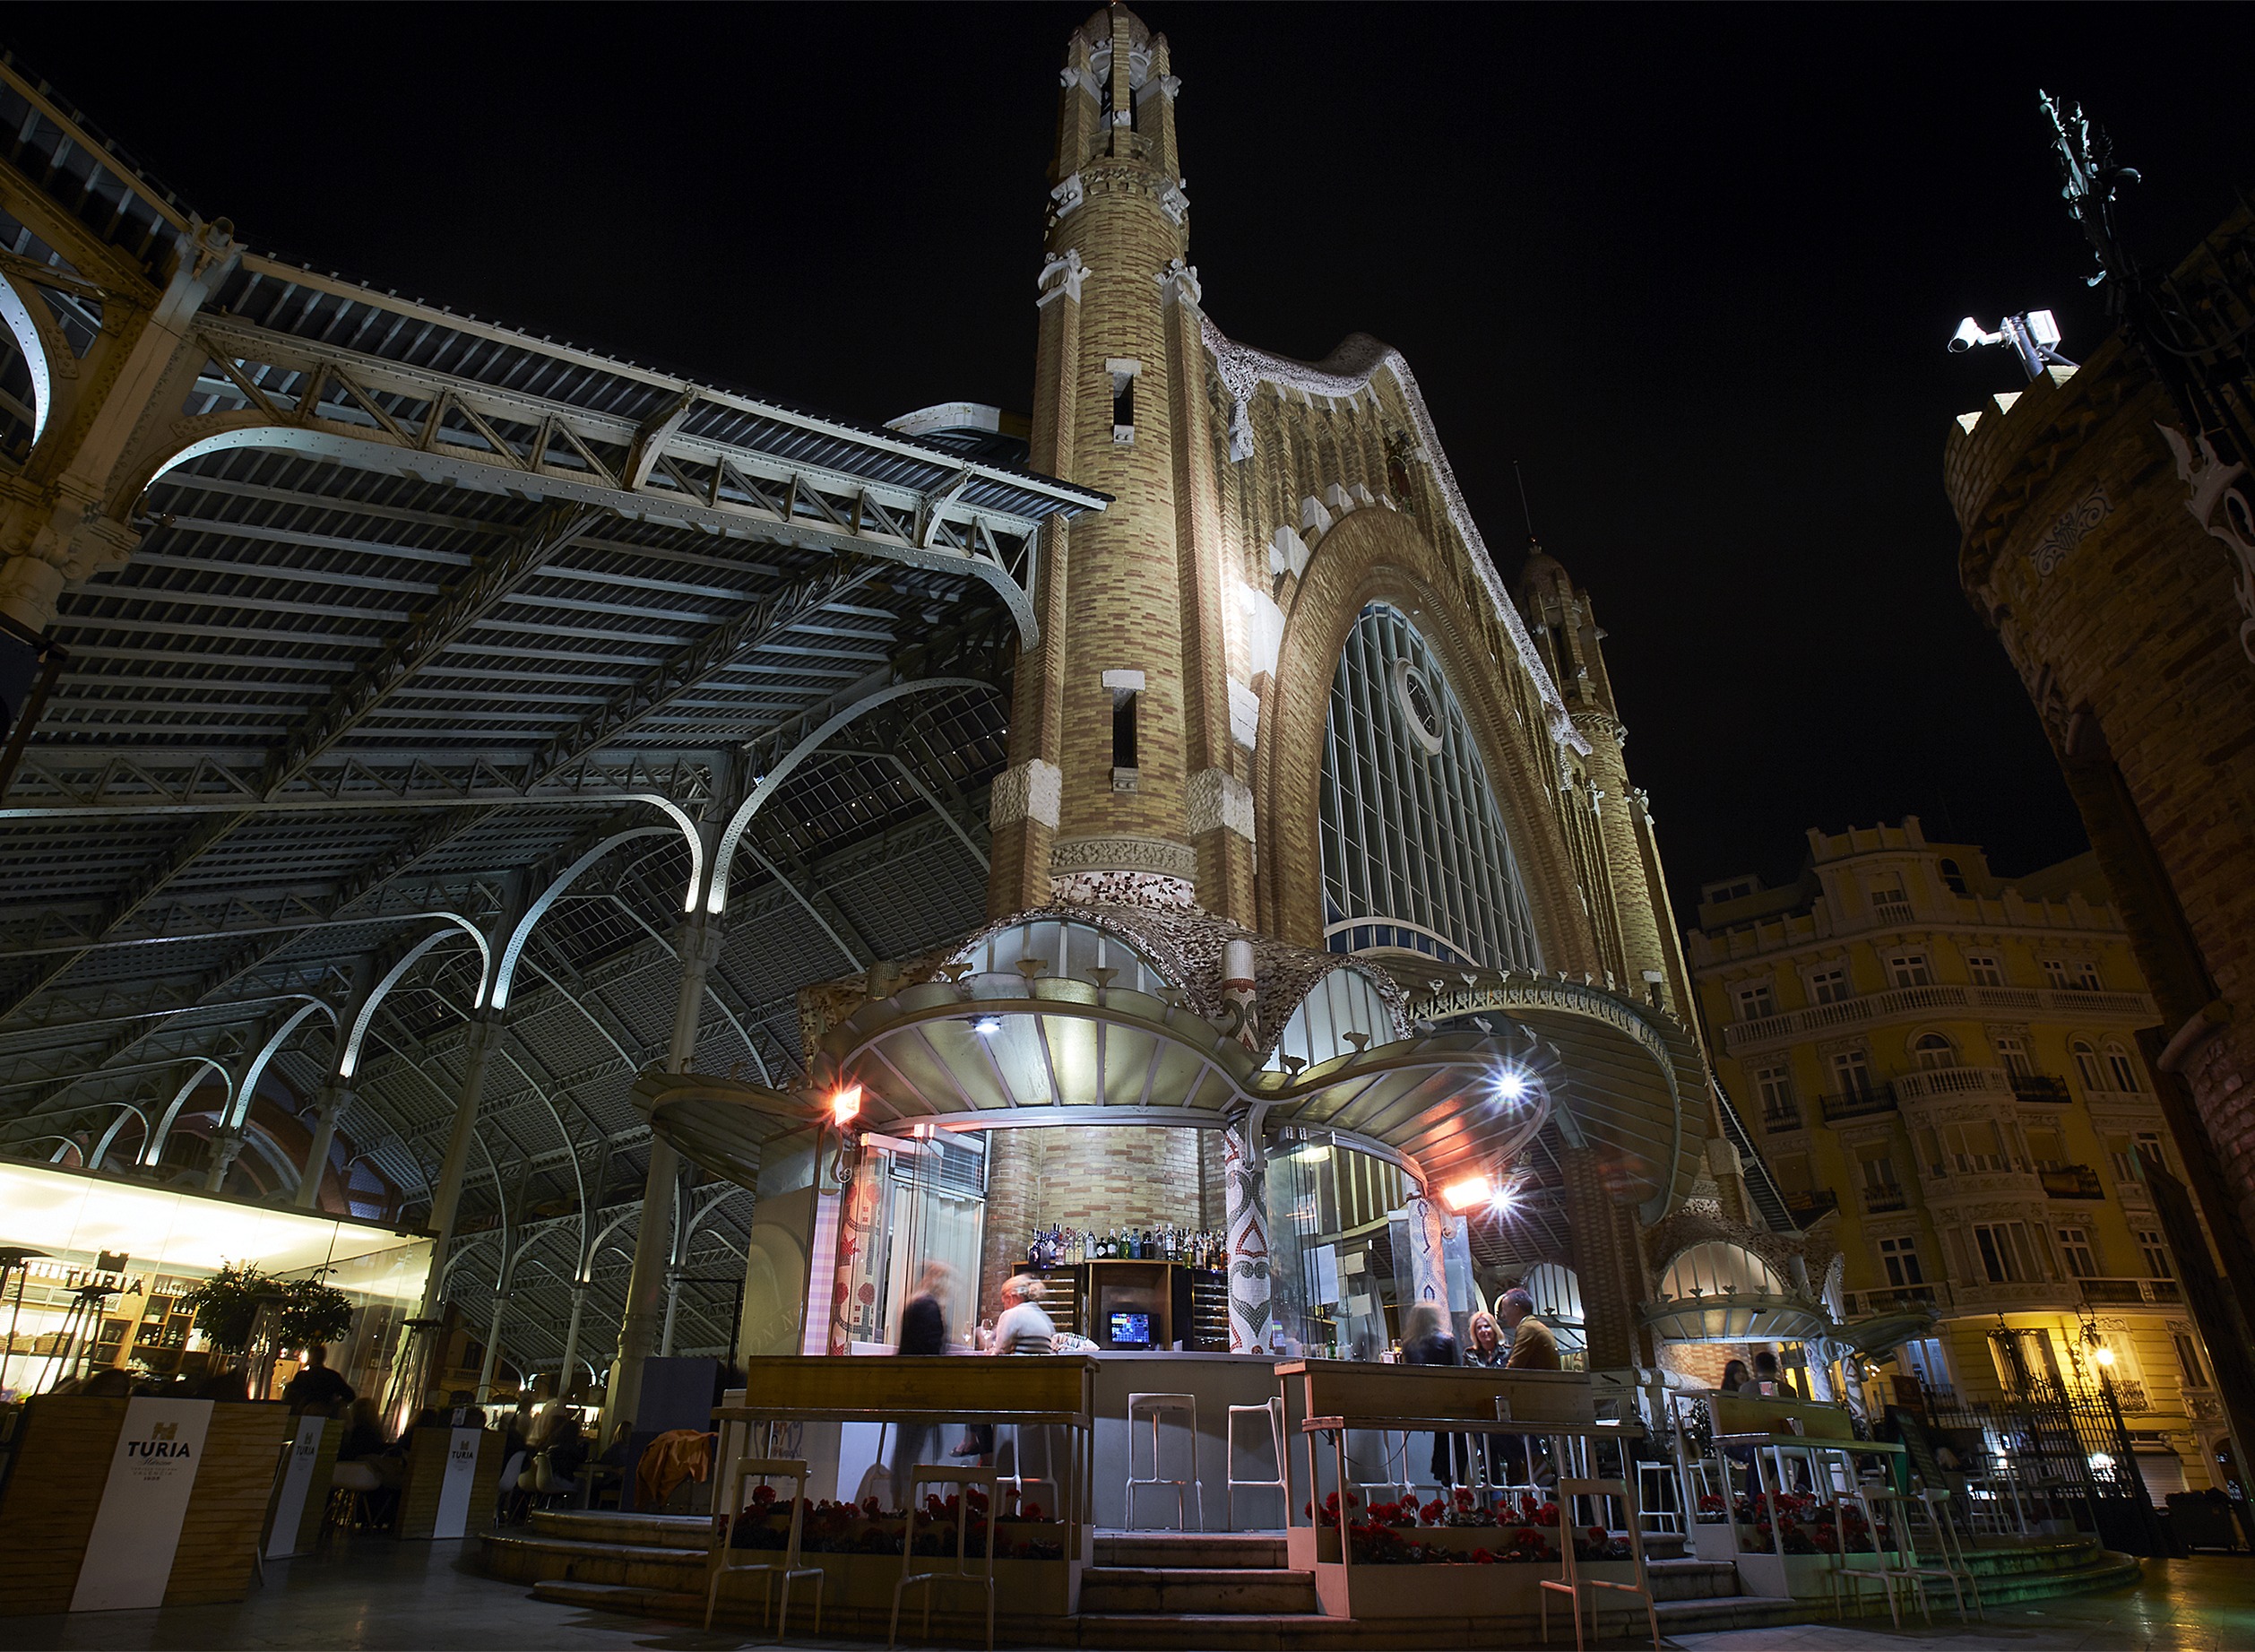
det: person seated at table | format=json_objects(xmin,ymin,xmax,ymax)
[
  {"xmin": 282, "ymin": 1345, "xmax": 356, "ymax": 1414},
  {"xmin": 992, "ymin": 1274, "xmax": 1055, "ymax": 1354},
  {"xmin": 194, "ymin": 1368, "xmax": 250, "ymax": 1401},
  {"xmin": 1400, "ymin": 1301, "xmax": 1470, "ymax": 1489}
]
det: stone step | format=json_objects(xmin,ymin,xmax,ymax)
[
  {"xmin": 1093, "ymin": 1531, "xmax": 1290, "ymax": 1569},
  {"xmin": 1644, "ymin": 1557, "xmax": 1741, "ymax": 1601},
  {"xmin": 531, "ymin": 1578, "xmax": 704, "ymax": 1619},
  {"xmin": 1078, "ymin": 1564, "xmax": 1319, "ymax": 1615},
  {"xmin": 1073, "ymin": 1612, "xmax": 1347, "ymax": 1649},
  {"xmin": 482, "ymin": 1530, "xmax": 705, "ymax": 1592},
  {"xmin": 526, "ymin": 1509, "xmax": 706, "ymax": 1549}
]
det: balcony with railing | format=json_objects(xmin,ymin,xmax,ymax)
[
  {"xmin": 1762, "ymin": 1103, "xmax": 1804, "ymax": 1134},
  {"xmin": 1724, "ymin": 980, "xmax": 2157, "ymax": 1052},
  {"xmin": 2079, "ymin": 1276, "xmax": 2182, "ymax": 1305},
  {"xmin": 2013, "ymin": 1073, "xmax": 2071, "ymax": 1103},
  {"xmin": 1891, "ymin": 1064, "xmax": 2004, "ymax": 1103},
  {"xmin": 1819, "ymin": 1082, "xmax": 1896, "ymax": 1123},
  {"xmin": 2040, "ymin": 1163, "xmax": 2107, "ymax": 1199},
  {"xmin": 1783, "ymin": 1188, "xmax": 1838, "ymax": 1224},
  {"xmin": 1848, "ymin": 1281, "xmax": 1948, "ymax": 1315}
]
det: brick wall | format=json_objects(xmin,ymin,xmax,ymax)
[{"xmin": 977, "ymin": 1125, "xmax": 1222, "ymax": 1319}]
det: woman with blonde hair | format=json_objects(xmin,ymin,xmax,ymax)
[{"xmin": 992, "ymin": 1274, "xmax": 1055, "ymax": 1355}]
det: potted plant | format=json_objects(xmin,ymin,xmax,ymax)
[{"xmin": 178, "ymin": 1263, "xmax": 355, "ymax": 1396}]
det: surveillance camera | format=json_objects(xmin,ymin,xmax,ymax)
[
  {"xmin": 1948, "ymin": 316, "xmax": 1991, "ymax": 354},
  {"xmin": 2026, "ymin": 309, "xmax": 2063, "ymax": 350}
]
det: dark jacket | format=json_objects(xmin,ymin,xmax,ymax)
[
  {"xmin": 281, "ymin": 1363, "xmax": 355, "ymax": 1411},
  {"xmin": 898, "ymin": 1293, "xmax": 947, "ymax": 1355},
  {"xmin": 1402, "ymin": 1330, "xmax": 1462, "ymax": 1368}
]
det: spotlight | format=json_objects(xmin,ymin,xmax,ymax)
[
  {"xmin": 1488, "ymin": 1188, "xmax": 1514, "ymax": 1214},
  {"xmin": 1439, "ymin": 1173, "xmax": 1493, "ymax": 1214},
  {"xmin": 829, "ymin": 1084, "xmax": 862, "ymax": 1127},
  {"xmin": 2093, "ymin": 1345, "xmax": 2115, "ymax": 1367},
  {"xmin": 1947, "ymin": 309, "xmax": 2076, "ymax": 379},
  {"xmin": 1493, "ymin": 1071, "xmax": 1528, "ymax": 1103},
  {"xmin": 972, "ymin": 1015, "xmax": 1004, "ymax": 1036}
]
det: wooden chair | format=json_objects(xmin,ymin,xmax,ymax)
[
  {"xmin": 706, "ymin": 1457, "xmax": 823, "ymax": 1638},
  {"xmin": 892, "ymin": 1466, "xmax": 999, "ymax": 1652},
  {"xmin": 1538, "ymin": 1475, "xmax": 1660, "ymax": 1652}
]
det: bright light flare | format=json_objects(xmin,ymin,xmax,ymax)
[
  {"xmin": 829, "ymin": 1084, "xmax": 863, "ymax": 1127},
  {"xmin": 1493, "ymin": 1070, "xmax": 1529, "ymax": 1103},
  {"xmin": 972, "ymin": 1015, "xmax": 1004, "ymax": 1036},
  {"xmin": 1439, "ymin": 1173, "xmax": 1493, "ymax": 1214},
  {"xmin": 2093, "ymin": 1345, "xmax": 2115, "ymax": 1366}
]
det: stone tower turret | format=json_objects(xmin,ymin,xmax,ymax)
[
  {"xmin": 989, "ymin": 4, "xmax": 1254, "ymax": 922},
  {"xmin": 1517, "ymin": 546, "xmax": 1689, "ymax": 1017}
]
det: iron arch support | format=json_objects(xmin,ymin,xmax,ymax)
[
  {"xmin": 706, "ymin": 676, "xmax": 998, "ymax": 912},
  {"xmin": 339, "ymin": 922, "xmax": 483, "ymax": 1079},
  {"xmin": 489, "ymin": 825, "xmax": 680, "ymax": 1010},
  {"xmin": 142, "ymin": 1057, "xmax": 236, "ymax": 1166},
  {"xmin": 226, "ymin": 998, "xmax": 338, "ymax": 1131}
]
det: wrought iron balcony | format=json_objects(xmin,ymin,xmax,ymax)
[
  {"xmin": 2041, "ymin": 1163, "xmax": 2106, "ymax": 1199},
  {"xmin": 2012, "ymin": 1073, "xmax": 2071, "ymax": 1103},
  {"xmin": 1762, "ymin": 1104, "xmax": 1804, "ymax": 1134},
  {"xmin": 1819, "ymin": 1082, "xmax": 1896, "ymax": 1123},
  {"xmin": 1783, "ymin": 1188, "xmax": 1838, "ymax": 1223}
]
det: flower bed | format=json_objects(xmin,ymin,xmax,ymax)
[
  {"xmin": 727, "ymin": 1485, "xmax": 1067, "ymax": 1561},
  {"xmin": 1300, "ymin": 1488, "xmax": 1635, "ymax": 1565}
]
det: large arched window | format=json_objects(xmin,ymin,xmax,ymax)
[{"xmin": 1319, "ymin": 603, "xmax": 1541, "ymax": 972}]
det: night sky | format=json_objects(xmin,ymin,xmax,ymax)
[{"xmin": 13, "ymin": 4, "xmax": 2254, "ymax": 923}]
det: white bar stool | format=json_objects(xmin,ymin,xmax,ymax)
[
  {"xmin": 706, "ymin": 1456, "xmax": 824, "ymax": 1637},
  {"xmin": 1225, "ymin": 1397, "xmax": 1288, "ymax": 1528},
  {"xmin": 1539, "ymin": 1475, "xmax": 1660, "ymax": 1652},
  {"xmin": 892, "ymin": 1466, "xmax": 999, "ymax": 1652},
  {"xmin": 1125, "ymin": 1391, "xmax": 1203, "ymax": 1530}
]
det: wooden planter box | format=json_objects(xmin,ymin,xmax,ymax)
[
  {"xmin": 713, "ymin": 1517, "xmax": 1078, "ymax": 1631},
  {"xmin": 394, "ymin": 1425, "xmax": 506, "ymax": 1541},
  {"xmin": 0, "ymin": 1396, "xmax": 289, "ymax": 1615},
  {"xmin": 1286, "ymin": 1523, "xmax": 1639, "ymax": 1619}
]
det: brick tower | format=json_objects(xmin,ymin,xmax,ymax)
[{"xmin": 989, "ymin": 3, "xmax": 1255, "ymax": 925}]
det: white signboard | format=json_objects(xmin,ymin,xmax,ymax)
[
  {"xmin": 265, "ymin": 1414, "xmax": 327, "ymax": 1559},
  {"xmin": 430, "ymin": 1426, "xmax": 483, "ymax": 1539},
  {"xmin": 71, "ymin": 1397, "xmax": 216, "ymax": 1612}
]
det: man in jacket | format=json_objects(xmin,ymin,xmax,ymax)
[{"xmin": 1499, "ymin": 1288, "xmax": 1560, "ymax": 1370}]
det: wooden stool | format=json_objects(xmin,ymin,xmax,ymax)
[{"xmin": 1538, "ymin": 1475, "xmax": 1660, "ymax": 1652}]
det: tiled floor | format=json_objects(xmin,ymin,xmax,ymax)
[{"xmin": 11, "ymin": 1539, "xmax": 2255, "ymax": 1650}]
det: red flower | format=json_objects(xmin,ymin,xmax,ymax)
[
  {"xmin": 1470, "ymin": 1547, "xmax": 1495, "ymax": 1564},
  {"xmin": 749, "ymin": 1483, "xmax": 777, "ymax": 1507}
]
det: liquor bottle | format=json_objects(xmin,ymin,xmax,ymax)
[
  {"xmin": 1102, "ymin": 1229, "xmax": 1115, "ymax": 1259},
  {"xmin": 1137, "ymin": 1228, "xmax": 1151, "ymax": 1259}
]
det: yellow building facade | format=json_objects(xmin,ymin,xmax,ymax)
[{"xmin": 1689, "ymin": 818, "xmax": 2226, "ymax": 1496}]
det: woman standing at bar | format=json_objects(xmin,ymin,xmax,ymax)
[
  {"xmin": 1401, "ymin": 1302, "xmax": 1468, "ymax": 1489},
  {"xmin": 891, "ymin": 1261, "xmax": 953, "ymax": 1507}
]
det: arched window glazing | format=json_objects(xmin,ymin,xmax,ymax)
[{"xmin": 1318, "ymin": 603, "xmax": 1541, "ymax": 972}]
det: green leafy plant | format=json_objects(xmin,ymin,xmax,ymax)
[
  {"xmin": 178, "ymin": 1262, "xmax": 354, "ymax": 1354},
  {"xmin": 274, "ymin": 1274, "xmax": 354, "ymax": 1348},
  {"xmin": 177, "ymin": 1260, "xmax": 272, "ymax": 1354}
]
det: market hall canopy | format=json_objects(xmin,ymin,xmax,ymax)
[{"xmin": 642, "ymin": 912, "xmax": 1706, "ymax": 1211}]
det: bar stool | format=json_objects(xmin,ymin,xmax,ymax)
[
  {"xmin": 994, "ymin": 1423, "xmax": 1060, "ymax": 1518},
  {"xmin": 706, "ymin": 1456, "xmax": 824, "ymax": 1637},
  {"xmin": 1858, "ymin": 1487, "xmax": 1977, "ymax": 1626},
  {"xmin": 1125, "ymin": 1392, "xmax": 1203, "ymax": 1531},
  {"xmin": 1225, "ymin": 1397, "xmax": 1288, "ymax": 1528},
  {"xmin": 1538, "ymin": 1475, "xmax": 1660, "ymax": 1652},
  {"xmin": 892, "ymin": 1466, "xmax": 999, "ymax": 1652}
]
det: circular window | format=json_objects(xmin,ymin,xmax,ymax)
[{"xmin": 1392, "ymin": 660, "xmax": 1445, "ymax": 754}]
